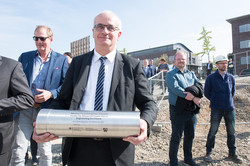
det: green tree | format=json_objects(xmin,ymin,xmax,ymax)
[
  {"xmin": 197, "ymin": 26, "xmax": 216, "ymax": 62},
  {"xmin": 155, "ymin": 53, "xmax": 169, "ymax": 66}
]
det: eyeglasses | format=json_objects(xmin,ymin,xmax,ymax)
[
  {"xmin": 217, "ymin": 62, "xmax": 228, "ymax": 65},
  {"xmin": 94, "ymin": 24, "xmax": 119, "ymax": 32},
  {"xmin": 33, "ymin": 36, "xmax": 51, "ymax": 41}
]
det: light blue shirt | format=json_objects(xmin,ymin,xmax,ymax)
[
  {"xmin": 30, "ymin": 51, "xmax": 51, "ymax": 96},
  {"xmin": 165, "ymin": 67, "xmax": 199, "ymax": 106}
]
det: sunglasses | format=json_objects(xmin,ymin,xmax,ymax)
[
  {"xmin": 33, "ymin": 36, "xmax": 51, "ymax": 41},
  {"xmin": 94, "ymin": 24, "xmax": 119, "ymax": 32}
]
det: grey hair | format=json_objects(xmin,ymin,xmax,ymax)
[{"xmin": 93, "ymin": 10, "xmax": 122, "ymax": 31}]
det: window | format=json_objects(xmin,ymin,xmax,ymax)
[
  {"xmin": 240, "ymin": 56, "xmax": 250, "ymax": 64},
  {"xmin": 239, "ymin": 24, "xmax": 250, "ymax": 33},
  {"xmin": 192, "ymin": 58, "xmax": 196, "ymax": 64},
  {"xmin": 240, "ymin": 40, "xmax": 250, "ymax": 49}
]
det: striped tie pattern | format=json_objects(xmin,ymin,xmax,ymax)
[{"xmin": 94, "ymin": 57, "xmax": 107, "ymax": 111}]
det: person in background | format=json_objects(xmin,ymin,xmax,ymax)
[
  {"xmin": 148, "ymin": 59, "xmax": 156, "ymax": 76},
  {"xmin": 204, "ymin": 55, "xmax": 242, "ymax": 164},
  {"xmin": 157, "ymin": 58, "xmax": 169, "ymax": 94},
  {"xmin": 0, "ymin": 56, "xmax": 34, "ymax": 166},
  {"xmin": 206, "ymin": 60, "xmax": 213, "ymax": 76},
  {"xmin": 64, "ymin": 52, "xmax": 73, "ymax": 66},
  {"xmin": 227, "ymin": 58, "xmax": 234, "ymax": 75},
  {"xmin": 143, "ymin": 59, "xmax": 153, "ymax": 93},
  {"xmin": 24, "ymin": 136, "xmax": 38, "ymax": 164},
  {"xmin": 32, "ymin": 11, "xmax": 158, "ymax": 166},
  {"xmin": 157, "ymin": 58, "xmax": 169, "ymax": 73},
  {"xmin": 148, "ymin": 59, "xmax": 156, "ymax": 94},
  {"xmin": 165, "ymin": 51, "xmax": 201, "ymax": 166},
  {"xmin": 10, "ymin": 25, "xmax": 68, "ymax": 166},
  {"xmin": 142, "ymin": 59, "xmax": 152, "ymax": 78}
]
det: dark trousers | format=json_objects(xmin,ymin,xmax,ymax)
[
  {"xmin": 169, "ymin": 105, "xmax": 197, "ymax": 166},
  {"xmin": 68, "ymin": 138, "xmax": 116, "ymax": 166},
  {"xmin": 207, "ymin": 69, "xmax": 212, "ymax": 76},
  {"xmin": 30, "ymin": 135, "xmax": 38, "ymax": 158},
  {"xmin": 206, "ymin": 109, "xmax": 236, "ymax": 155}
]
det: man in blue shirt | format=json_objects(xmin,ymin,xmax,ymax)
[
  {"xmin": 204, "ymin": 55, "xmax": 242, "ymax": 164},
  {"xmin": 10, "ymin": 25, "xmax": 68, "ymax": 166},
  {"xmin": 166, "ymin": 51, "xmax": 201, "ymax": 166}
]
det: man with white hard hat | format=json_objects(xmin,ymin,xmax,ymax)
[{"xmin": 204, "ymin": 55, "xmax": 242, "ymax": 164}]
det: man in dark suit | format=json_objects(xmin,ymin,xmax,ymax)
[
  {"xmin": 143, "ymin": 59, "xmax": 152, "ymax": 78},
  {"xmin": 148, "ymin": 59, "xmax": 156, "ymax": 94},
  {"xmin": 149, "ymin": 59, "xmax": 156, "ymax": 76},
  {"xmin": 10, "ymin": 25, "xmax": 68, "ymax": 166},
  {"xmin": 0, "ymin": 56, "xmax": 34, "ymax": 166},
  {"xmin": 207, "ymin": 60, "xmax": 213, "ymax": 76},
  {"xmin": 33, "ymin": 11, "xmax": 158, "ymax": 166}
]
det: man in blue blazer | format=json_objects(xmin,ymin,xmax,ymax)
[{"xmin": 10, "ymin": 25, "xmax": 68, "ymax": 166}]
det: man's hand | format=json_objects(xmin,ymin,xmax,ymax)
[
  {"xmin": 35, "ymin": 89, "xmax": 52, "ymax": 103},
  {"xmin": 32, "ymin": 122, "xmax": 58, "ymax": 143},
  {"xmin": 123, "ymin": 119, "xmax": 148, "ymax": 145},
  {"xmin": 184, "ymin": 92, "xmax": 195, "ymax": 101},
  {"xmin": 193, "ymin": 97, "xmax": 201, "ymax": 106}
]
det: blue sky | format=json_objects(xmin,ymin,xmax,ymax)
[{"xmin": 0, "ymin": 0, "xmax": 249, "ymax": 61}]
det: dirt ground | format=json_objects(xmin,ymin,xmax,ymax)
[
  {"xmin": 26, "ymin": 76, "xmax": 250, "ymax": 166},
  {"xmin": 134, "ymin": 76, "xmax": 250, "ymax": 166}
]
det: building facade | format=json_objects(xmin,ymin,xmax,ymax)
[
  {"xmin": 227, "ymin": 14, "xmax": 250, "ymax": 75},
  {"xmin": 128, "ymin": 43, "xmax": 201, "ymax": 77},
  {"xmin": 70, "ymin": 36, "xmax": 90, "ymax": 57}
]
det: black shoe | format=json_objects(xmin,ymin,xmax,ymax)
[
  {"xmin": 204, "ymin": 153, "xmax": 212, "ymax": 162},
  {"xmin": 228, "ymin": 155, "xmax": 243, "ymax": 164},
  {"xmin": 184, "ymin": 160, "xmax": 199, "ymax": 166}
]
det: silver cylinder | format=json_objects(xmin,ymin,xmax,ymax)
[{"xmin": 36, "ymin": 109, "xmax": 140, "ymax": 138}]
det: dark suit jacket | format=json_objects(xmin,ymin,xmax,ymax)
[
  {"xmin": 143, "ymin": 66, "xmax": 153, "ymax": 78},
  {"xmin": 19, "ymin": 50, "xmax": 68, "ymax": 108},
  {"xmin": 50, "ymin": 50, "xmax": 158, "ymax": 166},
  {"xmin": 0, "ymin": 56, "xmax": 34, "ymax": 155}
]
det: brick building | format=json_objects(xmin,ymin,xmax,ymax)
[
  {"xmin": 70, "ymin": 36, "xmax": 90, "ymax": 57},
  {"xmin": 227, "ymin": 14, "xmax": 250, "ymax": 75}
]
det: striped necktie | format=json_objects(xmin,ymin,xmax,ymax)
[{"xmin": 94, "ymin": 57, "xmax": 107, "ymax": 111}]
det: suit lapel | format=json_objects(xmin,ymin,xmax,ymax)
[
  {"xmin": 73, "ymin": 51, "xmax": 94, "ymax": 106},
  {"xmin": 77, "ymin": 52, "xmax": 93, "ymax": 89},
  {"xmin": 107, "ymin": 51, "xmax": 123, "ymax": 110},
  {"xmin": 44, "ymin": 50, "xmax": 56, "ymax": 89},
  {"xmin": 26, "ymin": 53, "xmax": 36, "ymax": 85}
]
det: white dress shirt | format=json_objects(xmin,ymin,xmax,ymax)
[{"xmin": 79, "ymin": 49, "xmax": 116, "ymax": 111}]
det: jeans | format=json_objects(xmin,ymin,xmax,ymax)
[
  {"xmin": 10, "ymin": 108, "xmax": 52, "ymax": 166},
  {"xmin": 206, "ymin": 109, "xmax": 236, "ymax": 156},
  {"xmin": 169, "ymin": 105, "xmax": 197, "ymax": 166}
]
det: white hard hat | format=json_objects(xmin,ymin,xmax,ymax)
[{"xmin": 215, "ymin": 55, "xmax": 228, "ymax": 63}]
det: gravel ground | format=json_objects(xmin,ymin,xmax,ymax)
[{"xmin": 25, "ymin": 76, "xmax": 250, "ymax": 166}]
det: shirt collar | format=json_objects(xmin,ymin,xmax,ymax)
[
  {"xmin": 93, "ymin": 49, "xmax": 116, "ymax": 63},
  {"xmin": 175, "ymin": 67, "xmax": 188, "ymax": 73},
  {"xmin": 36, "ymin": 50, "xmax": 52, "ymax": 62}
]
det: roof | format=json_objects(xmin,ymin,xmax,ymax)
[
  {"xmin": 227, "ymin": 14, "xmax": 250, "ymax": 23},
  {"xmin": 128, "ymin": 43, "xmax": 192, "ymax": 57}
]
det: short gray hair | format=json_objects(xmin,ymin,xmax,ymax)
[{"xmin": 93, "ymin": 10, "xmax": 122, "ymax": 31}]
